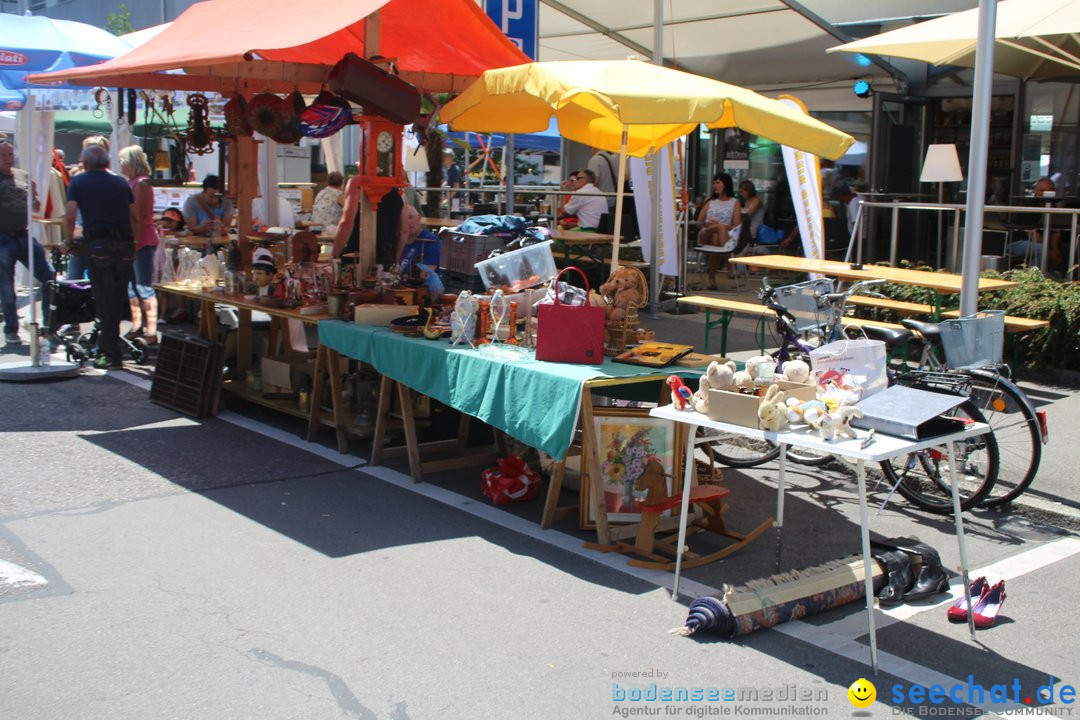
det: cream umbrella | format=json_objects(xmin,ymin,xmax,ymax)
[
  {"xmin": 442, "ymin": 59, "xmax": 854, "ymax": 271},
  {"xmin": 828, "ymin": 0, "xmax": 1080, "ymax": 80}
]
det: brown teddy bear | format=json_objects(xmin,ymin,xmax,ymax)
[{"xmin": 599, "ymin": 266, "xmax": 646, "ymax": 324}]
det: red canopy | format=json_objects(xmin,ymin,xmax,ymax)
[{"xmin": 29, "ymin": 0, "xmax": 530, "ymax": 93}]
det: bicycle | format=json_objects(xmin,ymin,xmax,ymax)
[
  {"xmin": 703, "ymin": 276, "xmax": 885, "ymax": 469},
  {"xmin": 860, "ymin": 313, "xmax": 1046, "ymax": 509}
]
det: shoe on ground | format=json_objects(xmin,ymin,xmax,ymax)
[
  {"xmin": 93, "ymin": 356, "xmax": 123, "ymax": 370},
  {"xmin": 123, "ymin": 328, "xmax": 144, "ymax": 341},
  {"xmin": 4, "ymin": 331, "xmax": 21, "ymax": 345}
]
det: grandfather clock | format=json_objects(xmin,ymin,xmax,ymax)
[{"xmin": 357, "ymin": 116, "xmax": 403, "ymax": 205}]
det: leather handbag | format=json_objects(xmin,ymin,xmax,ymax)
[{"xmin": 535, "ymin": 266, "xmax": 606, "ymax": 364}]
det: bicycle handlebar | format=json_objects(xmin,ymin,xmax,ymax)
[{"xmin": 821, "ymin": 278, "xmax": 886, "ymax": 304}]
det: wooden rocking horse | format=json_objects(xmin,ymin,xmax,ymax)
[{"xmin": 585, "ymin": 458, "xmax": 773, "ymax": 571}]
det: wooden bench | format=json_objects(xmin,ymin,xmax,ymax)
[
  {"xmin": 939, "ymin": 310, "xmax": 1049, "ymax": 333},
  {"xmin": 847, "ymin": 295, "xmax": 934, "ymax": 316},
  {"xmin": 677, "ymin": 295, "xmax": 773, "ymax": 355}
]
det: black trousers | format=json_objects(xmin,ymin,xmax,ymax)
[{"xmin": 84, "ymin": 235, "xmax": 134, "ymax": 362}]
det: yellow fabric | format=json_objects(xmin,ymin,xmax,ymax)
[
  {"xmin": 442, "ymin": 60, "xmax": 854, "ymax": 160},
  {"xmin": 829, "ymin": 0, "xmax": 1080, "ymax": 80}
]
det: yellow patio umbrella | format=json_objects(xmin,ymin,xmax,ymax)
[
  {"xmin": 442, "ymin": 59, "xmax": 855, "ymax": 271},
  {"xmin": 827, "ymin": 0, "xmax": 1080, "ymax": 80}
]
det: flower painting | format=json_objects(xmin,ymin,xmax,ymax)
[{"xmin": 583, "ymin": 411, "xmax": 676, "ymax": 525}]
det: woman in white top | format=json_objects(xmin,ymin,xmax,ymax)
[{"xmin": 696, "ymin": 173, "xmax": 741, "ymax": 289}]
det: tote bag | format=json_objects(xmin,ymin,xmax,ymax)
[{"xmin": 535, "ymin": 267, "xmax": 606, "ymax": 364}]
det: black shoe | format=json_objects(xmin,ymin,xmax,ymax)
[
  {"xmin": 872, "ymin": 549, "xmax": 914, "ymax": 606},
  {"xmin": 888, "ymin": 539, "xmax": 950, "ymax": 602}
]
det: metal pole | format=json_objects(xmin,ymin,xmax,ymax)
[
  {"xmin": 889, "ymin": 200, "xmax": 900, "ymax": 266},
  {"xmin": 505, "ymin": 134, "xmax": 515, "ymax": 214},
  {"xmin": 959, "ymin": 0, "xmax": 997, "ymax": 316},
  {"xmin": 650, "ymin": 0, "xmax": 663, "ymax": 311}
]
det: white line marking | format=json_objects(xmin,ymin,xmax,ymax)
[{"xmin": 0, "ymin": 559, "xmax": 47, "ymax": 589}]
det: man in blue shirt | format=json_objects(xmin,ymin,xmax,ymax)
[
  {"xmin": 63, "ymin": 145, "xmax": 134, "ymax": 369},
  {"xmin": 442, "ymin": 148, "xmax": 464, "ymax": 204},
  {"xmin": 397, "ymin": 205, "xmax": 440, "ymax": 278}
]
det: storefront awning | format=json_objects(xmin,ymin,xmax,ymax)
[{"xmin": 28, "ymin": 0, "xmax": 530, "ymax": 94}]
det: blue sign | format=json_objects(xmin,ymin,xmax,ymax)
[{"xmin": 484, "ymin": 0, "xmax": 539, "ymax": 60}]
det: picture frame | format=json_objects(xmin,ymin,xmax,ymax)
[{"xmin": 579, "ymin": 407, "xmax": 684, "ymax": 529}]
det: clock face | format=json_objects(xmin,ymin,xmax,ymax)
[{"xmin": 376, "ymin": 130, "xmax": 394, "ymax": 153}]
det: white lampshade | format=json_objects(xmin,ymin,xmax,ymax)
[{"xmin": 920, "ymin": 144, "xmax": 963, "ymax": 183}]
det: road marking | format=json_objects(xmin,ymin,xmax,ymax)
[{"xmin": 0, "ymin": 559, "xmax": 47, "ymax": 590}]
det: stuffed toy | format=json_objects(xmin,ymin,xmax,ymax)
[
  {"xmin": 731, "ymin": 369, "xmax": 754, "ymax": 387},
  {"xmin": 786, "ymin": 397, "xmax": 826, "ymax": 425},
  {"xmin": 779, "ymin": 359, "xmax": 811, "ymax": 384},
  {"xmin": 819, "ymin": 381, "xmax": 863, "ymax": 411},
  {"xmin": 757, "ymin": 384, "xmax": 789, "ymax": 431},
  {"xmin": 599, "ymin": 267, "xmax": 646, "ymax": 324},
  {"xmin": 831, "ymin": 406, "xmax": 864, "ymax": 439},
  {"xmin": 806, "ymin": 407, "xmax": 836, "ymax": 440},
  {"xmin": 667, "ymin": 375, "xmax": 694, "ymax": 411},
  {"xmin": 691, "ymin": 360, "xmax": 737, "ymax": 414}
]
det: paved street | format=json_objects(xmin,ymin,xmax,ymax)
[{"xmin": 1, "ymin": 296, "xmax": 1078, "ymax": 719}]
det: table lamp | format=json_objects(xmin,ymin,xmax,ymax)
[{"xmin": 920, "ymin": 144, "xmax": 963, "ymax": 268}]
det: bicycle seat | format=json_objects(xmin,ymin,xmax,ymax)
[
  {"xmin": 901, "ymin": 318, "xmax": 940, "ymax": 340},
  {"xmin": 860, "ymin": 324, "xmax": 914, "ymax": 347}
]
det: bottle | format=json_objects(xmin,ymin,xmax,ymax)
[{"xmin": 38, "ymin": 332, "xmax": 50, "ymax": 366}]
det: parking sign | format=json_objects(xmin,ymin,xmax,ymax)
[{"xmin": 484, "ymin": 0, "xmax": 538, "ymax": 60}]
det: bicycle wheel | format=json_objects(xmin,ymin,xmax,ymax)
[
  {"xmin": 879, "ymin": 399, "xmax": 998, "ymax": 514},
  {"xmin": 700, "ymin": 428, "xmax": 780, "ymax": 468},
  {"xmin": 966, "ymin": 372, "xmax": 1042, "ymax": 507}
]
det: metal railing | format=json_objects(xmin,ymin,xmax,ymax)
[{"xmin": 851, "ymin": 199, "xmax": 1080, "ymax": 277}]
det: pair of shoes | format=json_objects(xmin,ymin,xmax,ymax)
[
  {"xmin": 888, "ymin": 540, "xmax": 950, "ymax": 602},
  {"xmin": 947, "ymin": 577, "xmax": 1007, "ymax": 627},
  {"xmin": 141, "ymin": 334, "xmax": 159, "ymax": 346},
  {"xmin": 92, "ymin": 356, "xmax": 123, "ymax": 370},
  {"xmin": 4, "ymin": 331, "xmax": 20, "ymax": 345},
  {"xmin": 873, "ymin": 549, "xmax": 915, "ymax": 606},
  {"xmin": 123, "ymin": 328, "xmax": 144, "ymax": 341}
]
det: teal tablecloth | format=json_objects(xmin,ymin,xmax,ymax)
[{"xmin": 318, "ymin": 321, "xmax": 689, "ymax": 460}]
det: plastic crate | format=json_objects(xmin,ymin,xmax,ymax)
[
  {"xmin": 938, "ymin": 310, "xmax": 1004, "ymax": 369},
  {"xmin": 441, "ymin": 269, "xmax": 488, "ymax": 296},
  {"xmin": 774, "ymin": 278, "xmax": 834, "ymax": 332},
  {"xmin": 440, "ymin": 230, "xmax": 510, "ymax": 276}
]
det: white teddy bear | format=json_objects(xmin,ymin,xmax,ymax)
[{"xmin": 691, "ymin": 360, "xmax": 737, "ymax": 414}]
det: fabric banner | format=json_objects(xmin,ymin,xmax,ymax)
[
  {"xmin": 779, "ymin": 95, "xmax": 824, "ymax": 267},
  {"xmin": 630, "ymin": 146, "xmax": 679, "ymax": 277}
]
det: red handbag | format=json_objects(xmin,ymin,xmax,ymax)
[{"xmin": 535, "ymin": 266, "xmax": 606, "ymax": 364}]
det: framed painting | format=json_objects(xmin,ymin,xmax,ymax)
[{"xmin": 579, "ymin": 407, "xmax": 683, "ymax": 528}]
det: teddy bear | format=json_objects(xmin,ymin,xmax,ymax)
[
  {"xmin": 757, "ymin": 384, "xmax": 789, "ymax": 431},
  {"xmin": 831, "ymin": 406, "xmax": 864, "ymax": 439},
  {"xmin": 691, "ymin": 360, "xmax": 737, "ymax": 414},
  {"xmin": 778, "ymin": 359, "xmax": 811, "ymax": 384},
  {"xmin": 599, "ymin": 266, "xmax": 645, "ymax": 324}
]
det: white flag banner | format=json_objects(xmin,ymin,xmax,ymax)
[
  {"xmin": 779, "ymin": 95, "xmax": 824, "ymax": 267},
  {"xmin": 629, "ymin": 146, "xmax": 679, "ymax": 277}
]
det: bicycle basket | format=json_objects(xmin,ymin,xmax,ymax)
[
  {"xmin": 938, "ymin": 310, "xmax": 1004, "ymax": 369},
  {"xmin": 774, "ymin": 278, "xmax": 834, "ymax": 332}
]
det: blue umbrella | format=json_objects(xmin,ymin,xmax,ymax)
[{"xmin": 0, "ymin": 14, "xmax": 131, "ymax": 91}]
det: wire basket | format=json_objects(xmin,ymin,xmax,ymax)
[
  {"xmin": 938, "ymin": 310, "xmax": 1005, "ymax": 369},
  {"xmin": 774, "ymin": 278, "xmax": 834, "ymax": 332}
]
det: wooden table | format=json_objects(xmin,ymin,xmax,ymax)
[
  {"xmin": 420, "ymin": 216, "xmax": 461, "ymax": 229},
  {"xmin": 152, "ymin": 284, "xmax": 365, "ymax": 447},
  {"xmin": 160, "ymin": 233, "xmax": 232, "ymax": 249},
  {"xmin": 730, "ymin": 255, "xmax": 1016, "ymax": 318},
  {"xmin": 550, "ymin": 228, "xmax": 615, "ymax": 265},
  {"xmin": 316, "ymin": 320, "xmax": 696, "ymax": 542}
]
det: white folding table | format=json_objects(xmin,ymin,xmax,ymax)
[{"xmin": 650, "ymin": 405, "xmax": 991, "ymax": 673}]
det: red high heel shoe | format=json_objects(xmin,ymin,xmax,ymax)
[
  {"xmin": 947, "ymin": 576, "xmax": 989, "ymax": 622},
  {"xmin": 971, "ymin": 580, "xmax": 1007, "ymax": 629}
]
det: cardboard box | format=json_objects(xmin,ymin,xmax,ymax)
[
  {"xmin": 354, "ymin": 304, "xmax": 418, "ymax": 326},
  {"xmin": 260, "ymin": 352, "xmax": 316, "ymax": 392},
  {"xmin": 707, "ymin": 380, "xmax": 817, "ymax": 428}
]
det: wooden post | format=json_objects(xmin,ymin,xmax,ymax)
[
  {"xmin": 360, "ymin": 191, "xmax": 377, "ymax": 276},
  {"xmin": 235, "ymin": 135, "xmax": 259, "ymax": 271}
]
